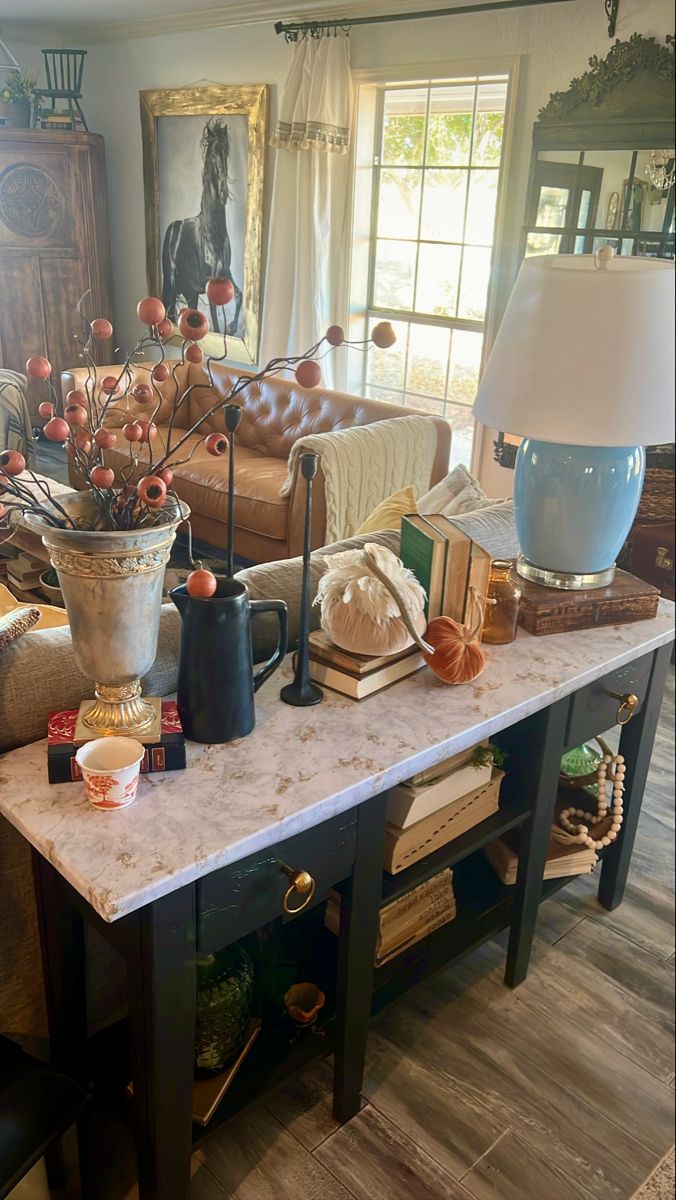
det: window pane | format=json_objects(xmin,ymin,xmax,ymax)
[
  {"xmin": 473, "ymin": 82, "xmax": 507, "ymax": 166},
  {"xmin": 525, "ymin": 231, "xmax": 562, "ymax": 256},
  {"xmin": 415, "ymin": 243, "xmax": 461, "ymax": 317},
  {"xmin": 448, "ymin": 329, "xmax": 483, "ymax": 406},
  {"xmin": 465, "ymin": 169, "xmax": 499, "ymax": 245},
  {"xmin": 421, "ymin": 169, "xmax": 467, "ymax": 241},
  {"xmin": 535, "ymin": 185, "xmax": 569, "ymax": 228},
  {"xmin": 405, "ymin": 392, "xmax": 447, "ymax": 417},
  {"xmin": 377, "ymin": 169, "xmax": 422, "ymax": 239},
  {"xmin": 366, "ymin": 318, "xmax": 408, "ymax": 390},
  {"xmin": 406, "ymin": 324, "xmax": 451, "ymax": 399},
  {"xmin": 458, "ymin": 246, "xmax": 492, "ymax": 320},
  {"xmin": 382, "ymin": 88, "xmax": 426, "ymax": 166},
  {"xmin": 578, "ymin": 188, "xmax": 592, "ymax": 227},
  {"xmin": 426, "ymin": 84, "xmax": 475, "ymax": 166},
  {"xmin": 373, "ymin": 240, "xmax": 416, "ymax": 310},
  {"xmin": 365, "ymin": 384, "xmax": 406, "ymax": 405}
]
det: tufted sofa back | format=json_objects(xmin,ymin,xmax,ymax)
[{"xmin": 185, "ymin": 362, "xmax": 442, "ymax": 459}]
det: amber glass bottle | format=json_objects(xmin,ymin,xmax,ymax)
[{"xmin": 482, "ymin": 561, "xmax": 521, "ymax": 645}]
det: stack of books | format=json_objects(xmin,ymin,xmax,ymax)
[
  {"xmin": 325, "ymin": 869, "xmax": 456, "ymax": 966},
  {"xmin": 400, "ymin": 514, "xmax": 491, "ymax": 625},
  {"xmin": 484, "ymin": 828, "xmax": 598, "ymax": 884},
  {"xmin": 308, "ymin": 629, "xmax": 424, "ymax": 700},
  {"xmin": 47, "ymin": 700, "xmax": 186, "ymax": 783},
  {"xmin": 38, "ymin": 110, "xmax": 85, "ymax": 132},
  {"xmin": 385, "ymin": 757, "xmax": 504, "ymax": 874},
  {"xmin": 6, "ymin": 553, "xmax": 45, "ymax": 593}
]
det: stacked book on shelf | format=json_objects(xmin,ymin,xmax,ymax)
[
  {"xmin": 38, "ymin": 110, "xmax": 85, "ymax": 131},
  {"xmin": 325, "ymin": 868, "xmax": 456, "ymax": 966},
  {"xmin": 5, "ymin": 552, "xmax": 45, "ymax": 594},
  {"xmin": 47, "ymin": 701, "xmax": 186, "ymax": 782},
  {"xmin": 399, "ymin": 513, "xmax": 492, "ymax": 624},
  {"xmin": 308, "ymin": 629, "xmax": 423, "ymax": 700},
  {"xmin": 484, "ymin": 827, "xmax": 598, "ymax": 884},
  {"xmin": 385, "ymin": 743, "xmax": 504, "ymax": 873}
]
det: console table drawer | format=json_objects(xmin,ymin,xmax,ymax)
[
  {"xmin": 565, "ymin": 652, "xmax": 653, "ymax": 746},
  {"xmin": 196, "ymin": 810, "xmax": 358, "ymax": 952}
]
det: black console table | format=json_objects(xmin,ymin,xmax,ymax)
[{"xmin": 0, "ymin": 605, "xmax": 673, "ymax": 1199}]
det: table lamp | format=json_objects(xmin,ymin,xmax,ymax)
[{"xmin": 473, "ymin": 250, "xmax": 675, "ymax": 589}]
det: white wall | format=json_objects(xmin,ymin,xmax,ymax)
[{"xmin": 22, "ymin": 0, "xmax": 673, "ymax": 491}]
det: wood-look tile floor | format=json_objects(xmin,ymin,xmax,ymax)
[{"xmin": 10, "ymin": 670, "xmax": 675, "ymax": 1200}]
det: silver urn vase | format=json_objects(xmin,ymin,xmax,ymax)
[{"xmin": 25, "ymin": 492, "xmax": 189, "ymax": 737}]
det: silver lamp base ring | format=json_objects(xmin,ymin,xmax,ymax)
[{"xmin": 516, "ymin": 556, "xmax": 616, "ymax": 591}]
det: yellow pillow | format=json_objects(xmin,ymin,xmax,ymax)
[{"xmin": 355, "ymin": 485, "xmax": 418, "ymax": 535}]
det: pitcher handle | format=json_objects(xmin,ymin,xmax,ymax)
[{"xmin": 250, "ymin": 600, "xmax": 289, "ymax": 692}]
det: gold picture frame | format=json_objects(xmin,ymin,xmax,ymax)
[{"xmin": 140, "ymin": 84, "xmax": 268, "ymax": 365}]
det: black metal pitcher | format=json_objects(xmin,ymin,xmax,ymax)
[{"xmin": 170, "ymin": 579, "xmax": 288, "ymax": 743}]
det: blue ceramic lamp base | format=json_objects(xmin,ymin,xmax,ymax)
[{"xmin": 514, "ymin": 439, "xmax": 646, "ymax": 591}]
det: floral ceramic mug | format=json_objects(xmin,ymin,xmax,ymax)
[{"xmin": 75, "ymin": 737, "xmax": 145, "ymax": 810}]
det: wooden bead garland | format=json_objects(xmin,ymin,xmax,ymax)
[{"xmin": 554, "ymin": 751, "xmax": 625, "ymax": 851}]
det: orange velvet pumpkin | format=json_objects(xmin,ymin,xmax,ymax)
[{"xmin": 422, "ymin": 613, "xmax": 487, "ymax": 685}]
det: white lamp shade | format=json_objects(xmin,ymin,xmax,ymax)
[{"xmin": 473, "ymin": 254, "xmax": 675, "ymax": 447}]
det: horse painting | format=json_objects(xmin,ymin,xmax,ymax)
[{"xmin": 161, "ymin": 118, "xmax": 243, "ymax": 336}]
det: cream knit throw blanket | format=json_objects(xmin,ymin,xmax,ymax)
[{"xmin": 281, "ymin": 415, "xmax": 438, "ymax": 544}]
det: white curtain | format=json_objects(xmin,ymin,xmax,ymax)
[{"xmin": 261, "ymin": 32, "xmax": 353, "ymax": 388}]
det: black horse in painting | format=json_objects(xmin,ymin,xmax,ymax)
[{"xmin": 161, "ymin": 119, "xmax": 243, "ymax": 336}]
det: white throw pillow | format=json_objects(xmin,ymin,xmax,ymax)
[{"xmin": 419, "ymin": 464, "xmax": 488, "ymax": 516}]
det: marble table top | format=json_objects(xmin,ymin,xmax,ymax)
[{"xmin": 0, "ymin": 602, "xmax": 673, "ymax": 923}]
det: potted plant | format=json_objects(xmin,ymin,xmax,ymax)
[
  {"xmin": 0, "ymin": 71, "xmax": 37, "ymax": 129},
  {"xmin": 0, "ymin": 286, "xmax": 394, "ymax": 736}
]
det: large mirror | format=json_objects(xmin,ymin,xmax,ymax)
[{"xmin": 496, "ymin": 34, "xmax": 675, "ymax": 467}]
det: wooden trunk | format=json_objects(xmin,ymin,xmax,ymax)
[
  {"xmin": 518, "ymin": 569, "xmax": 660, "ymax": 636},
  {"xmin": 0, "ymin": 129, "xmax": 113, "ymax": 424}
]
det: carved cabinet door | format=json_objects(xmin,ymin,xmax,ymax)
[{"xmin": 0, "ymin": 131, "xmax": 113, "ymax": 423}]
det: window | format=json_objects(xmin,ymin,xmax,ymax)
[{"xmin": 360, "ymin": 77, "xmax": 509, "ymax": 469}]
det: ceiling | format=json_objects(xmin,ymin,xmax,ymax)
[{"xmin": 0, "ymin": 0, "xmax": 500, "ymax": 44}]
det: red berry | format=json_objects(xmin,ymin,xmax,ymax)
[
  {"xmin": 65, "ymin": 403, "xmax": 88, "ymax": 427},
  {"xmin": 38, "ymin": 401, "xmax": 54, "ymax": 420},
  {"xmin": 178, "ymin": 308, "xmax": 209, "ymax": 341},
  {"xmin": 132, "ymin": 383, "xmax": 154, "ymax": 404},
  {"xmin": 26, "ymin": 355, "xmax": 51, "ymax": 379},
  {"xmin": 67, "ymin": 388, "xmax": 88, "ymax": 406},
  {"xmin": 137, "ymin": 297, "xmax": 166, "ymax": 326},
  {"xmin": 186, "ymin": 568, "xmax": 217, "ymax": 598},
  {"xmin": 94, "ymin": 428, "xmax": 117, "ymax": 449},
  {"xmin": 206, "ymin": 277, "xmax": 234, "ymax": 306},
  {"xmin": 123, "ymin": 422, "xmax": 143, "ymax": 443},
  {"xmin": 185, "ymin": 344, "xmax": 203, "ymax": 364},
  {"xmin": 156, "ymin": 467, "xmax": 174, "ymax": 487},
  {"xmin": 326, "ymin": 325, "xmax": 345, "ymax": 346},
  {"xmin": 91, "ymin": 318, "xmax": 113, "ymax": 340},
  {"xmin": 137, "ymin": 475, "xmax": 167, "ymax": 508},
  {"xmin": 152, "ymin": 363, "xmax": 169, "ymax": 383},
  {"xmin": 205, "ymin": 433, "xmax": 228, "ymax": 456},
  {"xmin": 101, "ymin": 375, "xmax": 120, "ymax": 395},
  {"xmin": 295, "ymin": 359, "xmax": 322, "ymax": 389},
  {"xmin": 371, "ymin": 321, "xmax": 397, "ymax": 349},
  {"xmin": 91, "ymin": 465, "xmax": 115, "ymax": 489},
  {"xmin": 44, "ymin": 417, "xmax": 70, "ymax": 442},
  {"xmin": 137, "ymin": 420, "xmax": 158, "ymax": 443},
  {"xmin": 0, "ymin": 449, "xmax": 26, "ymax": 476},
  {"xmin": 157, "ymin": 317, "xmax": 174, "ymax": 339}
]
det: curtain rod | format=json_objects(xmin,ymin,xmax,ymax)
[{"xmin": 274, "ymin": 0, "xmax": 578, "ymax": 40}]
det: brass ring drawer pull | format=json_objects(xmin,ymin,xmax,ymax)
[
  {"xmin": 280, "ymin": 862, "xmax": 316, "ymax": 914},
  {"xmin": 610, "ymin": 691, "xmax": 639, "ymax": 726}
]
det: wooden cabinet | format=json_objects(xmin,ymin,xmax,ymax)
[{"xmin": 0, "ymin": 129, "xmax": 113, "ymax": 423}]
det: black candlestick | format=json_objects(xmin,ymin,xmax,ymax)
[
  {"xmin": 280, "ymin": 452, "xmax": 323, "ymax": 707},
  {"xmin": 224, "ymin": 404, "xmax": 241, "ymax": 578}
]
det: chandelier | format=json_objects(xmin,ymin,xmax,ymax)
[{"xmin": 645, "ymin": 150, "xmax": 675, "ymax": 193}]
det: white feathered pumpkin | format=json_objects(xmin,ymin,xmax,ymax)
[{"xmin": 315, "ymin": 542, "xmax": 427, "ymax": 657}]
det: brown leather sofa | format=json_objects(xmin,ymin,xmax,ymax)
[{"xmin": 61, "ymin": 361, "xmax": 451, "ymax": 562}]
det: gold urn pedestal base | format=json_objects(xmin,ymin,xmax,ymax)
[{"xmin": 75, "ymin": 684, "xmax": 162, "ymax": 742}]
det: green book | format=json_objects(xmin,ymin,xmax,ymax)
[{"xmin": 400, "ymin": 514, "xmax": 447, "ymax": 619}]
